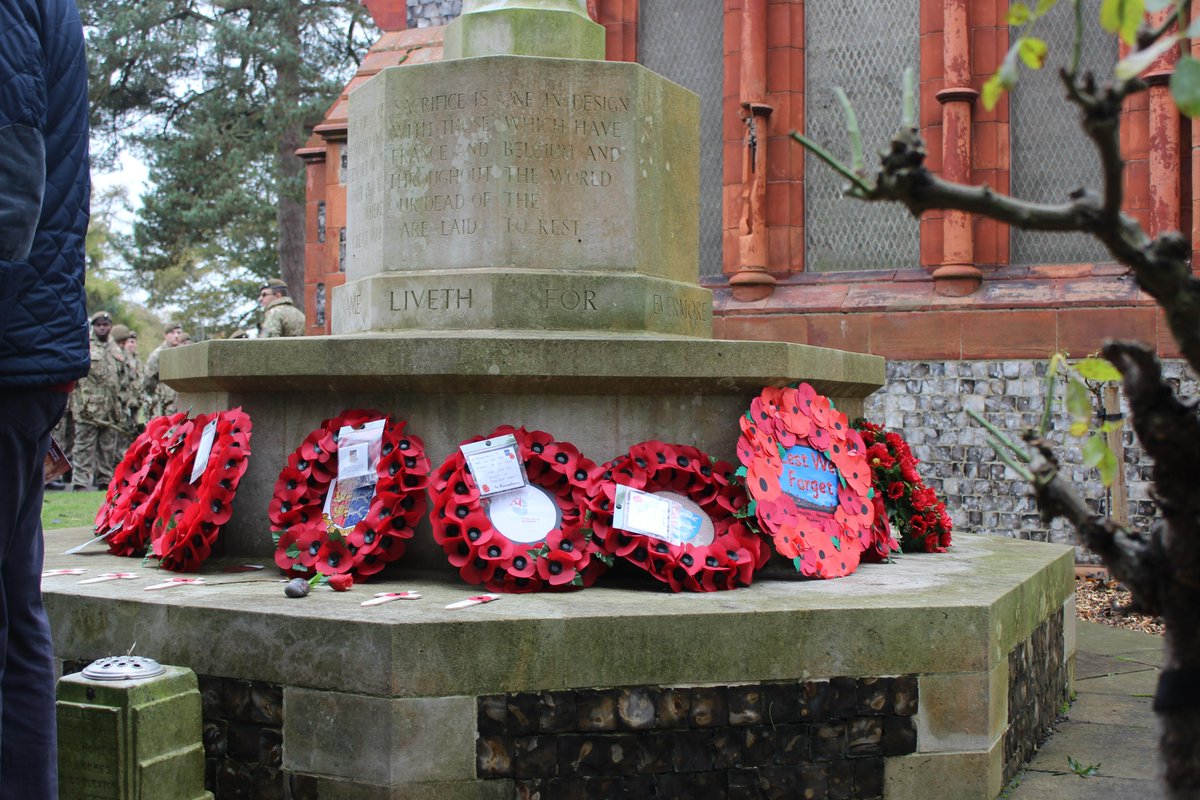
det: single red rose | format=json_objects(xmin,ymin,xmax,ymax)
[{"xmin": 328, "ymin": 573, "xmax": 353, "ymax": 591}]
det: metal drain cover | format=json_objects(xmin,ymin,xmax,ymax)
[{"xmin": 81, "ymin": 655, "xmax": 166, "ymax": 681}]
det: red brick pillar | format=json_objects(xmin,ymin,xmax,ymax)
[
  {"xmin": 932, "ymin": 0, "xmax": 981, "ymax": 295},
  {"xmin": 1193, "ymin": 5, "xmax": 1200, "ymax": 274},
  {"xmin": 595, "ymin": 0, "xmax": 637, "ymax": 62},
  {"xmin": 361, "ymin": 0, "xmax": 406, "ymax": 31},
  {"xmin": 1145, "ymin": 12, "xmax": 1181, "ymax": 239},
  {"xmin": 729, "ymin": 0, "xmax": 777, "ymax": 301}
]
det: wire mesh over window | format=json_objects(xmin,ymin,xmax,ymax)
[
  {"xmin": 1010, "ymin": 6, "xmax": 1116, "ymax": 266},
  {"xmin": 805, "ymin": 0, "xmax": 920, "ymax": 272},
  {"xmin": 639, "ymin": 0, "xmax": 724, "ymax": 279}
]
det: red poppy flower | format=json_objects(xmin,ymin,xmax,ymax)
[
  {"xmin": 315, "ymin": 539, "xmax": 354, "ymax": 574},
  {"xmin": 269, "ymin": 410, "xmax": 429, "ymax": 581},
  {"xmin": 887, "ymin": 481, "xmax": 907, "ymax": 500}
]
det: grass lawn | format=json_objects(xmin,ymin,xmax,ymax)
[{"xmin": 42, "ymin": 489, "xmax": 104, "ymax": 531}]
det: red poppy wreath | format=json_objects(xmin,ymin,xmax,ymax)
[
  {"xmin": 95, "ymin": 412, "xmax": 189, "ymax": 556},
  {"xmin": 736, "ymin": 383, "xmax": 881, "ymax": 579},
  {"xmin": 430, "ymin": 425, "xmax": 606, "ymax": 593},
  {"xmin": 149, "ymin": 408, "xmax": 252, "ymax": 571},
  {"xmin": 584, "ymin": 441, "xmax": 770, "ymax": 592},
  {"xmin": 269, "ymin": 409, "xmax": 430, "ymax": 580}
]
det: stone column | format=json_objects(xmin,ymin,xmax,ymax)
[
  {"xmin": 1193, "ymin": 4, "xmax": 1200, "ymax": 274},
  {"xmin": 1145, "ymin": 12, "xmax": 1181, "ymax": 238},
  {"xmin": 729, "ymin": 0, "xmax": 777, "ymax": 302},
  {"xmin": 933, "ymin": 0, "xmax": 981, "ymax": 296}
]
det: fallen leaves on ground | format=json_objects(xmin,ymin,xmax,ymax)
[{"xmin": 1075, "ymin": 570, "xmax": 1164, "ymax": 635}]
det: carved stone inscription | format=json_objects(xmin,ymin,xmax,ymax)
[
  {"xmin": 348, "ymin": 62, "xmax": 638, "ymax": 276},
  {"xmin": 58, "ymin": 703, "xmax": 124, "ymax": 799}
]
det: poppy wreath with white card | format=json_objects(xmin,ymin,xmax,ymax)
[
  {"xmin": 583, "ymin": 440, "xmax": 770, "ymax": 592},
  {"xmin": 150, "ymin": 408, "xmax": 252, "ymax": 571},
  {"xmin": 269, "ymin": 409, "xmax": 430, "ymax": 580},
  {"xmin": 94, "ymin": 411, "xmax": 189, "ymax": 556},
  {"xmin": 429, "ymin": 425, "xmax": 607, "ymax": 593}
]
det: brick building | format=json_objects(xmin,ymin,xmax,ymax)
[{"xmin": 299, "ymin": 0, "xmax": 1195, "ymax": 550}]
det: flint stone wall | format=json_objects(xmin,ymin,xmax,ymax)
[
  {"xmin": 409, "ymin": 0, "xmax": 462, "ymax": 29},
  {"xmin": 863, "ymin": 359, "xmax": 1197, "ymax": 559}
]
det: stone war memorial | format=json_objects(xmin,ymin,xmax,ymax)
[{"xmin": 44, "ymin": 1, "xmax": 1073, "ymax": 798}]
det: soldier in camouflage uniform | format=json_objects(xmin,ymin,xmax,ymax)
[
  {"xmin": 259, "ymin": 279, "xmax": 306, "ymax": 337},
  {"xmin": 144, "ymin": 322, "xmax": 183, "ymax": 417},
  {"xmin": 111, "ymin": 325, "xmax": 143, "ymax": 454},
  {"xmin": 71, "ymin": 311, "xmax": 124, "ymax": 490}
]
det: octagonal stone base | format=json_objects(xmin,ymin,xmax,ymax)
[
  {"xmin": 160, "ymin": 332, "xmax": 883, "ymax": 568},
  {"xmin": 44, "ymin": 533, "xmax": 1073, "ymax": 800}
]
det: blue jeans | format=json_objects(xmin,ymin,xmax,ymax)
[{"xmin": 0, "ymin": 388, "xmax": 66, "ymax": 799}]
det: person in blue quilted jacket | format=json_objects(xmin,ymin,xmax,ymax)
[{"xmin": 0, "ymin": 0, "xmax": 90, "ymax": 794}]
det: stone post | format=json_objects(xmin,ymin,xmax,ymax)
[{"xmin": 57, "ymin": 661, "xmax": 211, "ymax": 800}]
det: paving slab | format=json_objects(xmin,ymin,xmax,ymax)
[
  {"xmin": 1007, "ymin": 621, "xmax": 1164, "ymax": 800},
  {"xmin": 1011, "ymin": 769, "xmax": 1163, "ymax": 800},
  {"xmin": 1064, "ymin": 690, "xmax": 1155, "ymax": 728}
]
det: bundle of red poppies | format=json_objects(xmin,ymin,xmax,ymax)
[
  {"xmin": 269, "ymin": 409, "xmax": 430, "ymax": 580},
  {"xmin": 429, "ymin": 425, "xmax": 606, "ymax": 592},
  {"xmin": 854, "ymin": 418, "xmax": 952, "ymax": 553},
  {"xmin": 150, "ymin": 408, "xmax": 253, "ymax": 571},
  {"xmin": 95, "ymin": 412, "xmax": 189, "ymax": 556},
  {"xmin": 584, "ymin": 440, "xmax": 769, "ymax": 592}
]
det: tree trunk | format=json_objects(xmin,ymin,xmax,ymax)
[{"xmin": 274, "ymin": 4, "xmax": 307, "ymax": 313}]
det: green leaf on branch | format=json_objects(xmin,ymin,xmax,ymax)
[
  {"xmin": 1082, "ymin": 435, "xmax": 1119, "ymax": 487},
  {"xmin": 1100, "ymin": 0, "xmax": 1145, "ymax": 46},
  {"xmin": 983, "ymin": 37, "xmax": 1047, "ymax": 110},
  {"xmin": 1017, "ymin": 37, "xmax": 1049, "ymax": 69},
  {"xmin": 1072, "ymin": 357, "xmax": 1123, "ymax": 382},
  {"xmin": 1171, "ymin": 56, "xmax": 1200, "ymax": 118},
  {"xmin": 1007, "ymin": 2, "xmax": 1033, "ymax": 24},
  {"xmin": 1065, "ymin": 376, "xmax": 1092, "ymax": 435},
  {"xmin": 833, "ymin": 87, "xmax": 865, "ymax": 174},
  {"xmin": 1100, "ymin": 419, "xmax": 1125, "ymax": 433}
]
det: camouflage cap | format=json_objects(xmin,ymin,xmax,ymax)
[
  {"xmin": 90, "ymin": 310, "xmax": 112, "ymax": 324},
  {"xmin": 111, "ymin": 324, "xmax": 132, "ymax": 342},
  {"xmin": 164, "ymin": 321, "xmax": 182, "ymax": 334},
  {"xmin": 260, "ymin": 278, "xmax": 289, "ymax": 293}
]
